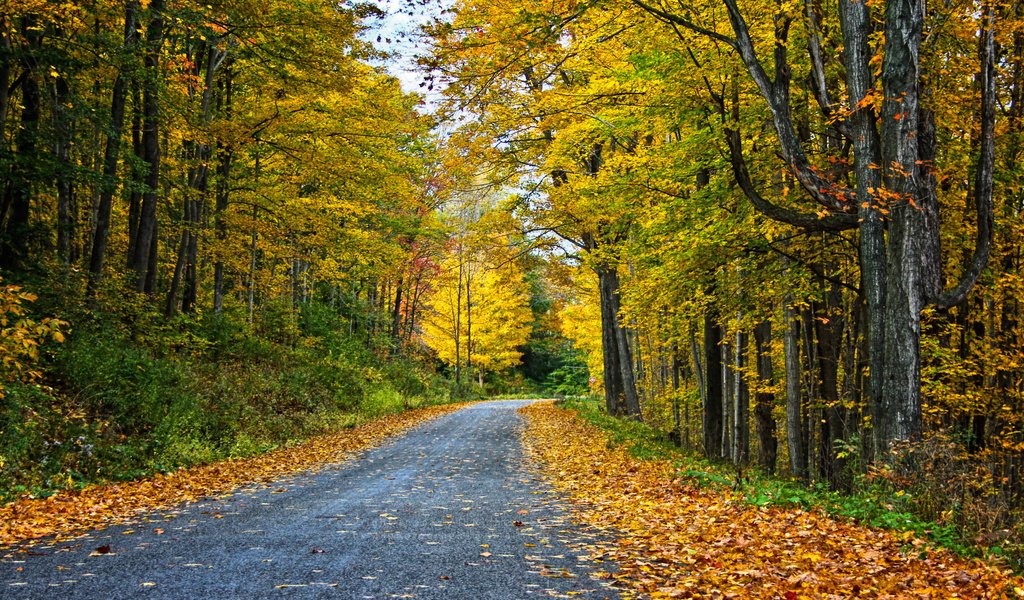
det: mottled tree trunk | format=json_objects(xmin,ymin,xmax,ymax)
[{"xmin": 784, "ymin": 300, "xmax": 807, "ymax": 479}]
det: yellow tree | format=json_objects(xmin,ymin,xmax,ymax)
[{"xmin": 421, "ymin": 239, "xmax": 531, "ymax": 389}]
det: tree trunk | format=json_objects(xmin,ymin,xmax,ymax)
[
  {"xmin": 88, "ymin": 2, "xmax": 138, "ymax": 293},
  {"xmin": 733, "ymin": 327, "xmax": 750, "ymax": 465},
  {"xmin": 0, "ymin": 17, "xmax": 41, "ymax": 272},
  {"xmin": 54, "ymin": 76, "xmax": 75, "ymax": 266},
  {"xmin": 596, "ymin": 265, "xmax": 641, "ymax": 418},
  {"xmin": 454, "ymin": 257, "xmax": 463, "ymax": 394},
  {"xmin": 784, "ymin": 300, "xmax": 807, "ymax": 479},
  {"xmin": 703, "ymin": 310, "xmax": 724, "ymax": 460},
  {"xmin": 129, "ymin": 0, "xmax": 165, "ymax": 293},
  {"xmin": 126, "ymin": 83, "xmax": 143, "ymax": 265},
  {"xmin": 391, "ymin": 276, "xmax": 404, "ymax": 342},
  {"xmin": 213, "ymin": 137, "xmax": 232, "ymax": 312},
  {"xmin": 597, "ymin": 265, "xmax": 624, "ymax": 414},
  {"xmin": 815, "ymin": 280, "xmax": 848, "ymax": 489},
  {"xmin": 0, "ymin": 19, "xmax": 11, "ymax": 146},
  {"xmin": 754, "ymin": 320, "xmax": 778, "ymax": 474}
]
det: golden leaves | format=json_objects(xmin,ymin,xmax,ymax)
[
  {"xmin": 521, "ymin": 402, "xmax": 1021, "ymax": 598},
  {"xmin": 0, "ymin": 404, "xmax": 463, "ymax": 548}
]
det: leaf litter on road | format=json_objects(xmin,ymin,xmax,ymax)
[
  {"xmin": 1, "ymin": 403, "xmax": 463, "ymax": 548},
  {"xmin": 521, "ymin": 401, "xmax": 1023, "ymax": 599}
]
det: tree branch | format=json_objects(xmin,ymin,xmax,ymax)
[{"xmin": 932, "ymin": 5, "xmax": 996, "ymax": 308}]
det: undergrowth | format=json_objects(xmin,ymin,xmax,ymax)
[
  {"xmin": 559, "ymin": 396, "xmax": 999, "ymax": 565},
  {"xmin": 0, "ymin": 278, "xmax": 455, "ymax": 504}
]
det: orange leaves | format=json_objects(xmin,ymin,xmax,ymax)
[
  {"xmin": 521, "ymin": 402, "xmax": 1021, "ymax": 598},
  {"xmin": 0, "ymin": 404, "xmax": 462, "ymax": 548}
]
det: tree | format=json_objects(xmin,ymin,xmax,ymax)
[
  {"xmin": 632, "ymin": 0, "xmax": 997, "ymax": 456},
  {"xmin": 421, "ymin": 228, "xmax": 532, "ymax": 388}
]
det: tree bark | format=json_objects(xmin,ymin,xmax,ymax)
[
  {"xmin": 754, "ymin": 320, "xmax": 778, "ymax": 474},
  {"xmin": 815, "ymin": 280, "xmax": 848, "ymax": 489},
  {"xmin": 784, "ymin": 300, "xmax": 807, "ymax": 478},
  {"xmin": 129, "ymin": 0, "xmax": 165, "ymax": 293},
  {"xmin": 54, "ymin": 75, "xmax": 75, "ymax": 266},
  {"xmin": 734, "ymin": 327, "xmax": 750, "ymax": 465},
  {"xmin": 0, "ymin": 17, "xmax": 41, "ymax": 272},
  {"xmin": 597, "ymin": 265, "xmax": 624, "ymax": 414},
  {"xmin": 88, "ymin": 2, "xmax": 138, "ymax": 293},
  {"xmin": 703, "ymin": 310, "xmax": 724, "ymax": 460}
]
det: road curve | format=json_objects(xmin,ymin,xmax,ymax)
[{"xmin": 1, "ymin": 400, "xmax": 618, "ymax": 599}]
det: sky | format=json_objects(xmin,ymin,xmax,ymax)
[{"xmin": 358, "ymin": 0, "xmax": 449, "ymax": 104}]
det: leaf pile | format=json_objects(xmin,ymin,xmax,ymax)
[
  {"xmin": 521, "ymin": 401, "xmax": 1023, "ymax": 599},
  {"xmin": 1, "ymin": 403, "xmax": 463, "ymax": 547}
]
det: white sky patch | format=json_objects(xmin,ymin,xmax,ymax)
[{"xmin": 357, "ymin": 0, "xmax": 450, "ymax": 108}]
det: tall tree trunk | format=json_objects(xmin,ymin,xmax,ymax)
[
  {"xmin": 465, "ymin": 262, "xmax": 473, "ymax": 373},
  {"xmin": 454, "ymin": 256, "xmax": 463, "ymax": 394},
  {"xmin": 0, "ymin": 18, "xmax": 11, "ymax": 146},
  {"xmin": 597, "ymin": 265, "xmax": 625, "ymax": 414},
  {"xmin": 181, "ymin": 43, "xmax": 223, "ymax": 314},
  {"xmin": 596, "ymin": 265, "xmax": 641, "ymax": 418},
  {"xmin": 784, "ymin": 300, "xmax": 807, "ymax": 479},
  {"xmin": 815, "ymin": 279, "xmax": 848, "ymax": 489},
  {"xmin": 734, "ymin": 327, "xmax": 750, "ymax": 465},
  {"xmin": 671, "ymin": 342, "xmax": 682, "ymax": 443},
  {"xmin": 165, "ymin": 195, "xmax": 189, "ymax": 317},
  {"xmin": 126, "ymin": 83, "xmax": 143, "ymax": 265},
  {"xmin": 703, "ymin": 310, "xmax": 724, "ymax": 460},
  {"xmin": 88, "ymin": 2, "xmax": 138, "ymax": 293},
  {"xmin": 690, "ymin": 323, "xmax": 706, "ymax": 404},
  {"xmin": 753, "ymin": 320, "xmax": 778, "ymax": 474},
  {"xmin": 54, "ymin": 76, "xmax": 75, "ymax": 266},
  {"xmin": 391, "ymin": 276, "xmax": 404, "ymax": 342},
  {"xmin": 213, "ymin": 137, "xmax": 232, "ymax": 312},
  {"xmin": 247, "ymin": 204, "xmax": 258, "ymax": 323},
  {"xmin": 129, "ymin": 0, "xmax": 165, "ymax": 292},
  {"xmin": 1, "ymin": 17, "xmax": 41, "ymax": 272}
]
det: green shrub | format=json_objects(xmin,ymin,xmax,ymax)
[{"xmin": 0, "ymin": 294, "xmax": 457, "ymax": 503}]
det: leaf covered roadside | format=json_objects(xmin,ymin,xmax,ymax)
[
  {"xmin": 521, "ymin": 401, "xmax": 1022, "ymax": 598},
  {"xmin": 1, "ymin": 403, "xmax": 463, "ymax": 547}
]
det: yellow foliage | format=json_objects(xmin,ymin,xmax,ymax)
[{"xmin": 0, "ymin": 278, "xmax": 66, "ymax": 399}]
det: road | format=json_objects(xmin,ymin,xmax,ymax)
[{"xmin": 1, "ymin": 400, "xmax": 618, "ymax": 599}]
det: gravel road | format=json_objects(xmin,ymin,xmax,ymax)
[{"xmin": 1, "ymin": 400, "xmax": 618, "ymax": 599}]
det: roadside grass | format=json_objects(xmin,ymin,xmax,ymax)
[{"xmin": 559, "ymin": 396, "xmax": 987, "ymax": 563}]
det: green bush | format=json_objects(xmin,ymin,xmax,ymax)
[{"xmin": 0, "ymin": 298, "xmax": 457, "ymax": 503}]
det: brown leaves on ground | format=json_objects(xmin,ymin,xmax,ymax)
[
  {"xmin": 521, "ymin": 401, "xmax": 1023, "ymax": 599},
  {"xmin": 1, "ymin": 404, "xmax": 463, "ymax": 547}
]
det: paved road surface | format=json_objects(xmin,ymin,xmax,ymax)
[{"xmin": 1, "ymin": 400, "xmax": 618, "ymax": 599}]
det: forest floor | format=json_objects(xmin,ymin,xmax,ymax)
[{"xmin": 522, "ymin": 401, "xmax": 1024, "ymax": 598}]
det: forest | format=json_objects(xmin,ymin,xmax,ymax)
[
  {"xmin": 4, "ymin": 0, "xmax": 1024, "ymax": 574},
  {"xmin": 0, "ymin": 0, "xmax": 565, "ymax": 505}
]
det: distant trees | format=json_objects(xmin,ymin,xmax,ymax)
[{"xmin": 421, "ymin": 199, "xmax": 533, "ymax": 391}]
